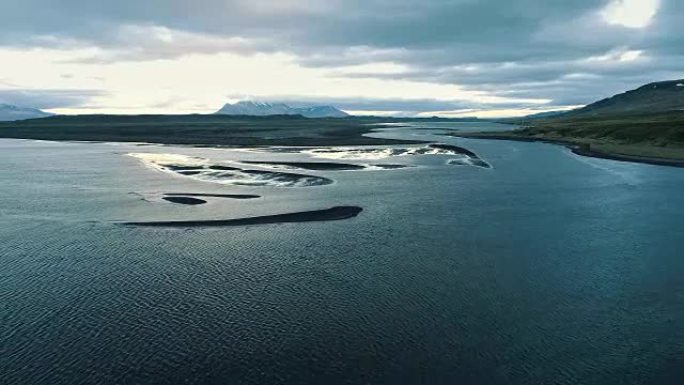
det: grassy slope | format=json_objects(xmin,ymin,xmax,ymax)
[{"xmin": 457, "ymin": 111, "xmax": 684, "ymax": 165}]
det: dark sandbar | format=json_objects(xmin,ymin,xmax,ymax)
[
  {"xmin": 165, "ymin": 193, "xmax": 260, "ymax": 199},
  {"xmin": 241, "ymin": 160, "xmax": 409, "ymax": 171},
  {"xmin": 430, "ymin": 143, "xmax": 491, "ymax": 168},
  {"xmin": 469, "ymin": 159, "xmax": 491, "ymax": 168},
  {"xmin": 428, "ymin": 143, "xmax": 479, "ymax": 157},
  {"xmin": 208, "ymin": 165, "xmax": 241, "ymax": 171},
  {"xmin": 372, "ymin": 164, "xmax": 409, "ymax": 169},
  {"xmin": 124, "ymin": 206, "xmax": 363, "ymax": 227},
  {"xmin": 448, "ymin": 158, "xmax": 491, "ymax": 168},
  {"xmin": 162, "ymin": 196, "xmax": 207, "ymax": 205},
  {"xmin": 157, "ymin": 162, "xmax": 334, "ymax": 187},
  {"xmin": 165, "ymin": 165, "xmax": 202, "ymax": 171},
  {"xmin": 241, "ymin": 160, "xmax": 366, "ymax": 170},
  {"xmin": 177, "ymin": 170, "xmax": 203, "ymax": 175}
]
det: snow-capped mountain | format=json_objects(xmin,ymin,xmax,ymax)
[
  {"xmin": 0, "ymin": 104, "xmax": 53, "ymax": 121},
  {"xmin": 215, "ymin": 101, "xmax": 348, "ymax": 118},
  {"xmin": 292, "ymin": 105, "xmax": 349, "ymax": 118},
  {"xmin": 216, "ymin": 101, "xmax": 293, "ymax": 116}
]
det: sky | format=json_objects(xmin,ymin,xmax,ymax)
[{"xmin": 0, "ymin": 0, "xmax": 682, "ymax": 117}]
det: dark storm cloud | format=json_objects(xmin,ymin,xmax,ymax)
[
  {"xmin": 1, "ymin": 0, "xmax": 682, "ymax": 112},
  {"xmin": 0, "ymin": 0, "xmax": 608, "ymax": 60}
]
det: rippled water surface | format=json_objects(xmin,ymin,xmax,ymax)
[{"xmin": 2, "ymin": 122, "xmax": 683, "ymax": 384}]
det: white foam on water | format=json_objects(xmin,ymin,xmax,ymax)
[
  {"xmin": 304, "ymin": 148, "xmax": 396, "ymax": 160},
  {"xmin": 128, "ymin": 153, "xmax": 208, "ymax": 168},
  {"xmin": 363, "ymin": 164, "xmax": 411, "ymax": 170},
  {"xmin": 127, "ymin": 152, "xmax": 331, "ymax": 187},
  {"xmin": 447, "ymin": 156, "xmax": 491, "ymax": 169},
  {"xmin": 303, "ymin": 146, "xmax": 460, "ymax": 160},
  {"xmin": 196, "ymin": 170, "xmax": 330, "ymax": 187}
]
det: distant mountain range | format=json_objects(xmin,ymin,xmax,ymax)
[
  {"xmin": 0, "ymin": 104, "xmax": 53, "ymax": 121},
  {"xmin": 6, "ymin": 79, "xmax": 684, "ymax": 122},
  {"xmin": 560, "ymin": 79, "xmax": 684, "ymax": 118},
  {"xmin": 215, "ymin": 101, "xmax": 349, "ymax": 118},
  {"xmin": 520, "ymin": 110, "xmax": 569, "ymax": 119}
]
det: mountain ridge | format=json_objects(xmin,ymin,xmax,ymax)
[
  {"xmin": 0, "ymin": 104, "xmax": 53, "ymax": 121},
  {"xmin": 215, "ymin": 101, "xmax": 349, "ymax": 118},
  {"xmin": 463, "ymin": 78, "xmax": 684, "ymax": 167},
  {"xmin": 560, "ymin": 79, "xmax": 684, "ymax": 118}
]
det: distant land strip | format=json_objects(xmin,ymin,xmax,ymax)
[{"xmin": 0, "ymin": 115, "xmax": 427, "ymax": 147}]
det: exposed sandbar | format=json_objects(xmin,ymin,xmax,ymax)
[
  {"xmin": 241, "ymin": 161, "xmax": 366, "ymax": 170},
  {"xmin": 127, "ymin": 153, "xmax": 334, "ymax": 187},
  {"xmin": 241, "ymin": 160, "xmax": 410, "ymax": 171},
  {"xmin": 428, "ymin": 143, "xmax": 479, "ymax": 157},
  {"xmin": 124, "ymin": 206, "xmax": 363, "ymax": 227},
  {"xmin": 162, "ymin": 196, "xmax": 207, "ymax": 205},
  {"xmin": 164, "ymin": 193, "xmax": 260, "ymax": 199},
  {"xmin": 428, "ymin": 143, "xmax": 491, "ymax": 168}
]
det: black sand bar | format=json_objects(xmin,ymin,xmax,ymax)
[
  {"xmin": 164, "ymin": 193, "xmax": 260, "ymax": 199},
  {"xmin": 241, "ymin": 161, "xmax": 366, "ymax": 171},
  {"xmin": 124, "ymin": 206, "xmax": 363, "ymax": 227},
  {"xmin": 162, "ymin": 196, "xmax": 207, "ymax": 205}
]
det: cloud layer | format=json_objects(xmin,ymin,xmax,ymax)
[{"xmin": 1, "ymin": 0, "xmax": 682, "ymax": 116}]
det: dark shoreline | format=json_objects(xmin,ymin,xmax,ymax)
[
  {"xmin": 123, "ymin": 206, "xmax": 363, "ymax": 227},
  {"xmin": 0, "ymin": 115, "xmax": 426, "ymax": 147},
  {"xmin": 452, "ymin": 133, "xmax": 684, "ymax": 168}
]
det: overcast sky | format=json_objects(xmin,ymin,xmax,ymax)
[{"xmin": 0, "ymin": 0, "xmax": 681, "ymax": 117}]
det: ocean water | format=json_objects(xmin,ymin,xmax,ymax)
[{"xmin": 1, "ymin": 123, "xmax": 683, "ymax": 384}]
